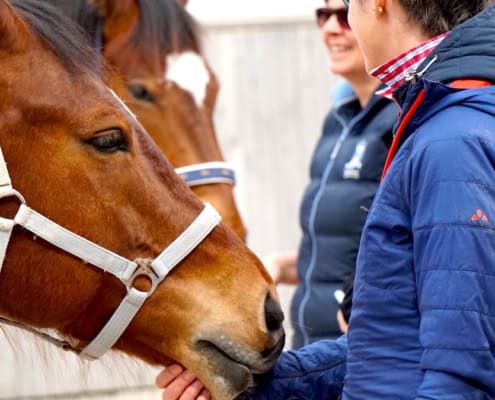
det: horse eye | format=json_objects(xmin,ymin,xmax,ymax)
[
  {"xmin": 88, "ymin": 129, "xmax": 129, "ymax": 153},
  {"xmin": 129, "ymin": 83, "xmax": 155, "ymax": 103}
]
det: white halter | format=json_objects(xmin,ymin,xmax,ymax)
[{"xmin": 0, "ymin": 147, "xmax": 221, "ymax": 360}]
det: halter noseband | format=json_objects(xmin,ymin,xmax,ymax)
[
  {"xmin": 0, "ymin": 147, "xmax": 221, "ymax": 360},
  {"xmin": 176, "ymin": 161, "xmax": 236, "ymax": 187}
]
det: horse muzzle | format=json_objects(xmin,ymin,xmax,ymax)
[
  {"xmin": 194, "ymin": 328, "xmax": 285, "ymax": 396},
  {"xmin": 193, "ymin": 291, "xmax": 285, "ymax": 397}
]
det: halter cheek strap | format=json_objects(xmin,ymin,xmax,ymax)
[
  {"xmin": 0, "ymin": 147, "xmax": 221, "ymax": 359},
  {"xmin": 82, "ymin": 203, "xmax": 220, "ymax": 359},
  {"xmin": 176, "ymin": 161, "xmax": 236, "ymax": 187}
]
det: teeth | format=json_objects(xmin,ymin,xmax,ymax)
[{"xmin": 330, "ymin": 45, "xmax": 350, "ymax": 52}]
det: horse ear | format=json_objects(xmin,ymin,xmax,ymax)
[
  {"xmin": 0, "ymin": 0, "xmax": 26, "ymax": 51},
  {"xmin": 90, "ymin": 0, "xmax": 140, "ymax": 44}
]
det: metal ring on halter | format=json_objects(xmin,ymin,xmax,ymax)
[
  {"xmin": 10, "ymin": 189, "xmax": 26, "ymax": 205},
  {"xmin": 0, "ymin": 188, "xmax": 27, "ymax": 233},
  {"xmin": 125, "ymin": 259, "xmax": 160, "ymax": 295},
  {"xmin": 0, "ymin": 186, "xmax": 26, "ymax": 204}
]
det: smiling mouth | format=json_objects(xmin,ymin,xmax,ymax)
[{"xmin": 329, "ymin": 45, "xmax": 353, "ymax": 53}]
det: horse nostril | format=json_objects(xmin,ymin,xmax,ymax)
[{"xmin": 264, "ymin": 292, "xmax": 284, "ymax": 332}]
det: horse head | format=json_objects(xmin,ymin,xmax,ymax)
[
  {"xmin": 0, "ymin": 1, "xmax": 282, "ymax": 399},
  {"xmin": 50, "ymin": 0, "xmax": 247, "ymax": 240}
]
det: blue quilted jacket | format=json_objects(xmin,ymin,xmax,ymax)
[{"xmin": 244, "ymin": 5, "xmax": 495, "ymax": 399}]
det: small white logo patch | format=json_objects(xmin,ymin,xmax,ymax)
[
  {"xmin": 343, "ymin": 139, "xmax": 367, "ymax": 179},
  {"xmin": 165, "ymin": 51, "xmax": 210, "ymax": 106}
]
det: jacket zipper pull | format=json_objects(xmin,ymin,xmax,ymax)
[{"xmin": 405, "ymin": 55, "xmax": 439, "ymax": 84}]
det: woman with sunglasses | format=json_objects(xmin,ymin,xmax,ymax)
[{"xmin": 157, "ymin": 0, "xmax": 495, "ymax": 399}]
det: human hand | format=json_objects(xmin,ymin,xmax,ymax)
[
  {"xmin": 337, "ymin": 309, "xmax": 348, "ymax": 334},
  {"xmin": 262, "ymin": 251, "xmax": 298, "ymax": 285},
  {"xmin": 262, "ymin": 254, "xmax": 284, "ymax": 283},
  {"xmin": 156, "ymin": 365, "xmax": 210, "ymax": 400}
]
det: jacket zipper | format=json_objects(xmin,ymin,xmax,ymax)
[{"xmin": 297, "ymin": 106, "xmax": 369, "ymax": 345}]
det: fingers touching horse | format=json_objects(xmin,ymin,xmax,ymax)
[
  {"xmin": 46, "ymin": 0, "xmax": 247, "ymax": 240},
  {"xmin": 0, "ymin": 1, "xmax": 283, "ymax": 399}
]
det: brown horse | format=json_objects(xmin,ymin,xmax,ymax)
[
  {"xmin": 0, "ymin": 1, "xmax": 283, "ymax": 399},
  {"xmin": 45, "ymin": 0, "xmax": 247, "ymax": 240}
]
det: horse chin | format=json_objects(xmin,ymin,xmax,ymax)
[
  {"xmin": 193, "ymin": 333, "xmax": 285, "ymax": 400},
  {"xmin": 195, "ymin": 341, "xmax": 254, "ymax": 399}
]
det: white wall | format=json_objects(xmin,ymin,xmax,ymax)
[{"xmin": 187, "ymin": 0, "xmax": 323, "ymax": 23}]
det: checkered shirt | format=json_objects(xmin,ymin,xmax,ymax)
[{"xmin": 370, "ymin": 33, "xmax": 449, "ymax": 100}]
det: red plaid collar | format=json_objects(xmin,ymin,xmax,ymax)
[{"xmin": 371, "ymin": 33, "xmax": 449, "ymax": 100}]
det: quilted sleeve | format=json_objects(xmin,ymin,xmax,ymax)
[{"xmin": 237, "ymin": 336, "xmax": 347, "ymax": 400}]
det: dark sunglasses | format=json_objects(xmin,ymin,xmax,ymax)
[{"xmin": 315, "ymin": 7, "xmax": 350, "ymax": 29}]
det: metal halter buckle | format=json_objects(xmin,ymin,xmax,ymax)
[{"xmin": 126, "ymin": 258, "xmax": 160, "ymax": 295}]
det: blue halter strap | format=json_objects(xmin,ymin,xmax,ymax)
[{"xmin": 175, "ymin": 162, "xmax": 236, "ymax": 187}]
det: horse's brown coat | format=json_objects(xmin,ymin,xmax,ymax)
[{"xmin": 94, "ymin": 0, "xmax": 247, "ymax": 240}]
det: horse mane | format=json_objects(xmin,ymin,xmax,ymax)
[
  {"xmin": 10, "ymin": 0, "xmax": 100, "ymax": 75},
  {"xmin": 133, "ymin": 0, "xmax": 202, "ymax": 55},
  {"xmin": 42, "ymin": 0, "xmax": 201, "ymax": 58}
]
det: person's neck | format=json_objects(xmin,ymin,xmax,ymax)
[
  {"xmin": 377, "ymin": 20, "xmax": 432, "ymax": 71},
  {"xmin": 347, "ymin": 74, "xmax": 380, "ymax": 108}
]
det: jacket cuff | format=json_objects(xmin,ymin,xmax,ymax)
[{"xmin": 237, "ymin": 336, "xmax": 348, "ymax": 400}]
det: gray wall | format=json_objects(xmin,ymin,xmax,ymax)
[{"xmin": 0, "ymin": 18, "xmax": 337, "ymax": 399}]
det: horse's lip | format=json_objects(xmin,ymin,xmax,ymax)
[
  {"xmin": 196, "ymin": 333, "xmax": 285, "ymax": 375},
  {"xmin": 259, "ymin": 333, "xmax": 285, "ymax": 368},
  {"xmin": 196, "ymin": 340, "xmax": 253, "ymax": 394}
]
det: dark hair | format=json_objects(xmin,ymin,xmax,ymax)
[
  {"xmin": 133, "ymin": 0, "xmax": 201, "ymax": 57},
  {"xmin": 38, "ymin": 0, "xmax": 106, "ymax": 52},
  {"xmin": 398, "ymin": 0, "xmax": 493, "ymax": 36},
  {"xmin": 42, "ymin": 0, "xmax": 201, "ymax": 58},
  {"xmin": 10, "ymin": 0, "xmax": 100, "ymax": 74}
]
